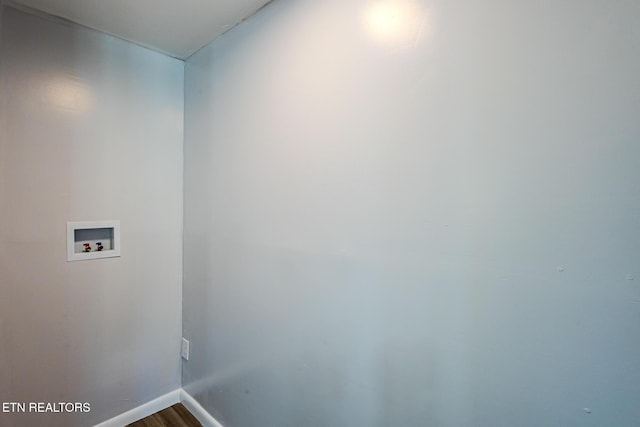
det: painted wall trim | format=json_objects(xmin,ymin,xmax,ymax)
[
  {"xmin": 181, "ymin": 388, "xmax": 225, "ymax": 427},
  {"xmin": 93, "ymin": 389, "xmax": 181, "ymax": 427},
  {"xmin": 92, "ymin": 388, "xmax": 224, "ymax": 427}
]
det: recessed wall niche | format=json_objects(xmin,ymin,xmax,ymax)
[{"xmin": 67, "ymin": 220, "xmax": 121, "ymax": 261}]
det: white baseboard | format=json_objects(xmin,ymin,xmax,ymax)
[
  {"xmin": 180, "ymin": 388, "xmax": 224, "ymax": 427},
  {"xmin": 92, "ymin": 388, "xmax": 223, "ymax": 427},
  {"xmin": 93, "ymin": 389, "xmax": 181, "ymax": 427}
]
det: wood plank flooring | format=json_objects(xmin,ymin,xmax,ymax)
[{"xmin": 126, "ymin": 403, "xmax": 202, "ymax": 427}]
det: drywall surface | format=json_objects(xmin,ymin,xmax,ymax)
[
  {"xmin": 10, "ymin": 0, "xmax": 273, "ymax": 59},
  {"xmin": 0, "ymin": 6, "xmax": 184, "ymax": 426},
  {"xmin": 183, "ymin": 0, "xmax": 640, "ymax": 425}
]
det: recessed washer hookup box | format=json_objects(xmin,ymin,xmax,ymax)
[{"xmin": 67, "ymin": 220, "xmax": 121, "ymax": 261}]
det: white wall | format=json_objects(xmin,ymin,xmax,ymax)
[
  {"xmin": 0, "ymin": 6, "xmax": 184, "ymax": 426},
  {"xmin": 183, "ymin": 0, "xmax": 640, "ymax": 426}
]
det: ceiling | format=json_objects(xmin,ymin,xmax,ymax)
[{"xmin": 8, "ymin": 0, "xmax": 273, "ymax": 59}]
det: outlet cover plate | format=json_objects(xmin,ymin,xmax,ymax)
[{"xmin": 181, "ymin": 338, "xmax": 190, "ymax": 361}]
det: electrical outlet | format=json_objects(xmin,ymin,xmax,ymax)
[{"xmin": 181, "ymin": 338, "xmax": 190, "ymax": 361}]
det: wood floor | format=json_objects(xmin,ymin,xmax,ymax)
[{"xmin": 126, "ymin": 403, "xmax": 202, "ymax": 427}]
